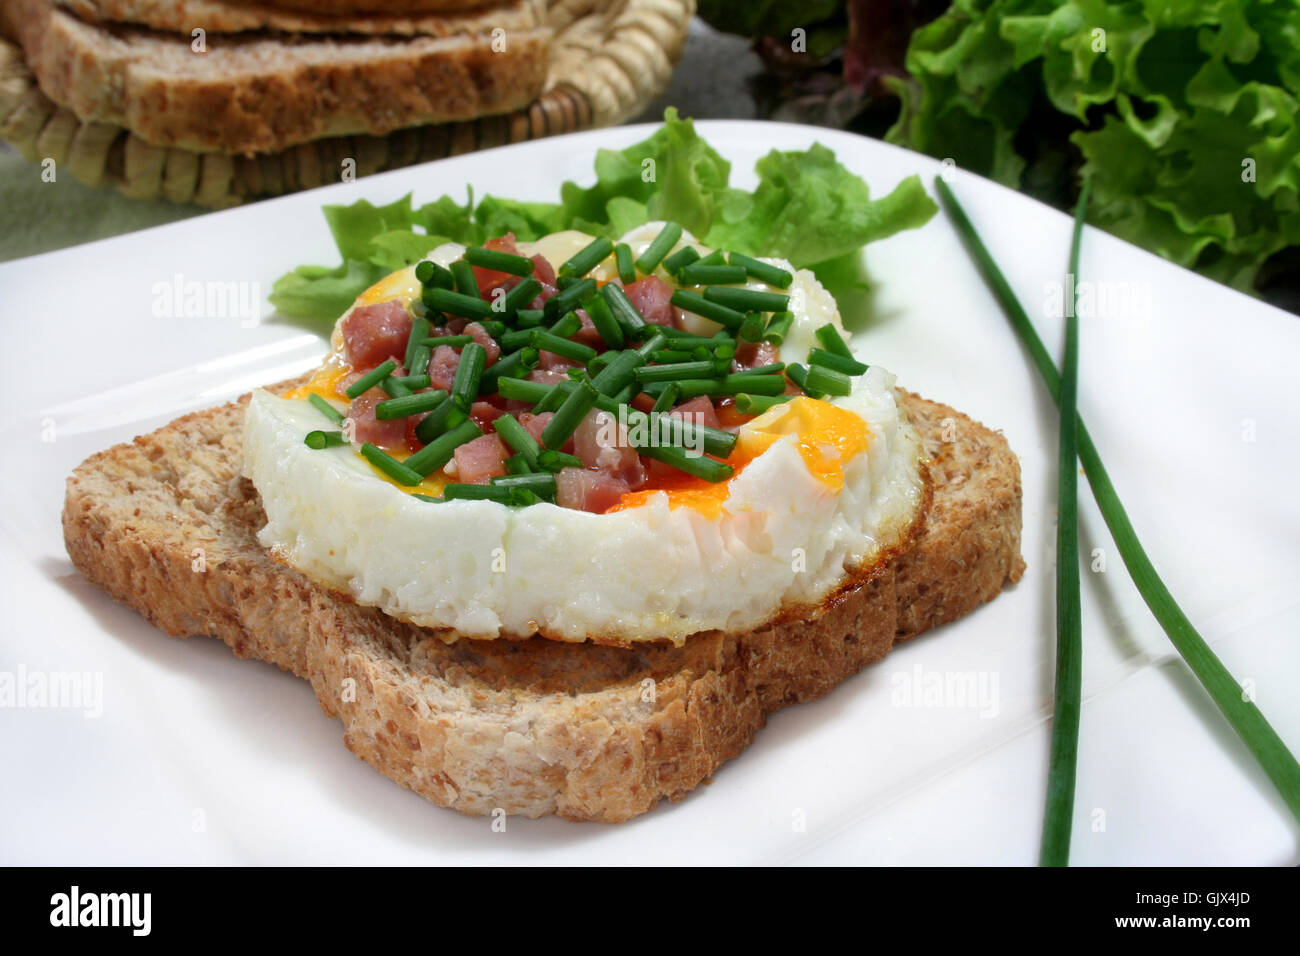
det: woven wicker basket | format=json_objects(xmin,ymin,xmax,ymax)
[{"xmin": 0, "ymin": 0, "xmax": 693, "ymax": 207}]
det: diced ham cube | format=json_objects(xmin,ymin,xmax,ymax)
[
  {"xmin": 344, "ymin": 387, "xmax": 405, "ymax": 448},
  {"xmin": 469, "ymin": 401, "xmax": 504, "ymax": 430},
  {"xmin": 555, "ymin": 468, "xmax": 630, "ymax": 513},
  {"xmin": 341, "ymin": 299, "xmax": 412, "ymax": 370},
  {"xmin": 463, "ymin": 321, "xmax": 501, "ymax": 366},
  {"xmin": 572, "ymin": 309, "xmax": 603, "ymax": 348},
  {"xmin": 427, "ymin": 345, "xmax": 460, "ymax": 392},
  {"xmin": 452, "ymin": 433, "xmax": 509, "ymax": 485},
  {"xmin": 573, "ymin": 409, "xmax": 647, "ymax": 489},
  {"xmin": 668, "ymin": 395, "xmax": 721, "ymax": 430},
  {"xmin": 733, "ymin": 339, "xmax": 779, "ymax": 371},
  {"xmin": 623, "ymin": 276, "xmax": 682, "ymax": 328},
  {"xmin": 518, "ymin": 412, "xmax": 554, "ymax": 445},
  {"xmin": 526, "ymin": 367, "xmax": 571, "ymax": 385}
]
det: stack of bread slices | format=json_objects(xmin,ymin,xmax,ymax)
[{"xmin": 2, "ymin": 0, "xmax": 554, "ymax": 155}]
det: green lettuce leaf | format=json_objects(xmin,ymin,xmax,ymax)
[
  {"xmin": 886, "ymin": 0, "xmax": 1300, "ymax": 294},
  {"xmin": 271, "ymin": 109, "xmax": 937, "ymax": 322},
  {"xmin": 704, "ymin": 144, "xmax": 937, "ymax": 267}
]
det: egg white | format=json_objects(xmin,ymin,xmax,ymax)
[{"xmin": 243, "ymin": 226, "xmax": 926, "ymax": 643}]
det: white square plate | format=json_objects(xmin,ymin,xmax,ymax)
[{"xmin": 1, "ymin": 122, "xmax": 1296, "ymax": 864}]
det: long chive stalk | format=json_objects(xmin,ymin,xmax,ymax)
[
  {"xmin": 935, "ymin": 176, "xmax": 1300, "ymax": 825},
  {"xmin": 1041, "ymin": 181, "xmax": 1090, "ymax": 867}
]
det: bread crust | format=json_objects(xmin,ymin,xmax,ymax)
[
  {"xmin": 52, "ymin": 0, "xmax": 544, "ymax": 38},
  {"xmin": 14, "ymin": 0, "xmax": 552, "ymax": 154},
  {"xmin": 62, "ymin": 387, "xmax": 1024, "ymax": 822}
]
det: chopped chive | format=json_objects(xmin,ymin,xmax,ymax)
[
  {"xmin": 496, "ymin": 377, "xmax": 553, "ymax": 404},
  {"xmin": 481, "ymin": 347, "xmax": 539, "ymax": 393},
  {"xmin": 543, "ymin": 277, "xmax": 597, "ymax": 320},
  {"xmin": 702, "ymin": 286, "xmax": 789, "ymax": 314},
  {"xmin": 673, "ymin": 373, "xmax": 788, "ymax": 398},
  {"xmin": 478, "ymin": 320, "xmax": 508, "ymax": 340},
  {"xmin": 659, "ymin": 326, "xmax": 724, "ymax": 345},
  {"xmin": 504, "ymin": 453, "xmax": 532, "ymax": 476},
  {"xmin": 451, "ymin": 259, "xmax": 480, "ymax": 298},
  {"xmin": 559, "ymin": 236, "xmax": 614, "ymax": 278},
  {"xmin": 694, "ymin": 250, "xmax": 725, "ymax": 268},
  {"xmin": 451, "ymin": 342, "xmax": 486, "ymax": 408},
  {"xmin": 735, "ymin": 393, "xmax": 794, "ymax": 414},
  {"xmin": 635, "ymin": 360, "xmax": 718, "ymax": 383},
  {"xmin": 661, "ymin": 246, "xmax": 700, "ymax": 275},
  {"xmin": 412, "ymin": 493, "xmax": 441, "ymax": 503},
  {"xmin": 746, "ymin": 362, "xmax": 786, "ymax": 375},
  {"xmin": 359, "ymin": 443, "xmax": 423, "ymax": 486},
  {"xmin": 501, "ymin": 277, "xmax": 542, "ymax": 315},
  {"xmin": 380, "ymin": 376, "xmax": 412, "ymax": 398},
  {"xmin": 555, "ymin": 275, "xmax": 581, "ymax": 290},
  {"xmin": 344, "ymin": 359, "xmax": 398, "ymax": 399},
  {"xmin": 500, "ymin": 328, "xmax": 535, "ymax": 351},
  {"xmin": 815, "ymin": 323, "xmax": 855, "ymax": 359},
  {"xmin": 1041, "ymin": 181, "xmax": 1090, "ymax": 868},
  {"xmin": 738, "ymin": 313, "xmax": 765, "ymax": 342},
  {"xmin": 712, "ymin": 342, "xmax": 736, "ymax": 373},
  {"xmin": 763, "ymin": 311, "xmax": 795, "ymax": 345},
  {"xmin": 393, "ymin": 374, "xmax": 431, "ymax": 390},
  {"xmin": 464, "ymin": 246, "xmax": 534, "ymax": 277},
  {"xmin": 548, "ymin": 310, "xmax": 582, "ymax": 339},
  {"xmin": 808, "ymin": 348, "xmax": 868, "ymax": 376},
  {"xmin": 404, "ymin": 316, "xmax": 431, "ymax": 385},
  {"xmin": 541, "ymin": 378, "xmax": 599, "ymax": 449},
  {"xmin": 785, "ymin": 363, "xmax": 823, "ymax": 399},
  {"xmin": 590, "ymin": 348, "xmax": 646, "ymax": 395},
  {"xmin": 650, "ymin": 382, "xmax": 680, "ymax": 414},
  {"xmin": 583, "ymin": 294, "xmax": 625, "ymax": 349},
  {"xmin": 614, "ymin": 242, "xmax": 636, "ymax": 284},
  {"xmin": 421, "ymin": 334, "xmax": 474, "ymax": 348},
  {"xmin": 308, "ymin": 393, "xmax": 345, "ymax": 425},
  {"xmin": 676, "ymin": 264, "xmax": 749, "ymax": 286},
  {"xmin": 416, "ymin": 260, "xmax": 454, "ymax": 289},
  {"xmin": 537, "ymin": 449, "xmax": 584, "ymax": 471},
  {"xmin": 802, "ymin": 364, "xmax": 853, "ymax": 397},
  {"xmin": 490, "ymin": 472, "xmax": 557, "ymax": 499},
  {"xmin": 422, "ymin": 287, "xmax": 491, "ymax": 320},
  {"xmin": 534, "ymin": 380, "xmax": 574, "ymax": 414},
  {"xmin": 376, "ymin": 389, "xmax": 449, "ymax": 421},
  {"xmin": 634, "ymin": 222, "xmax": 683, "ymax": 274},
  {"xmin": 727, "ymin": 252, "xmax": 792, "ymax": 289},
  {"xmin": 413, "ymin": 399, "xmax": 468, "ymax": 445},
  {"xmin": 442, "ymin": 483, "xmax": 526, "ymax": 505},
  {"xmin": 617, "ymin": 407, "xmax": 736, "ymax": 458},
  {"xmin": 492, "ymin": 413, "xmax": 542, "ymax": 469},
  {"xmin": 640, "ymin": 443, "xmax": 733, "ymax": 483},
  {"xmin": 670, "ymin": 289, "xmax": 746, "ymax": 329},
  {"xmin": 515, "ymin": 308, "xmax": 546, "ymax": 327},
  {"xmin": 405, "ymin": 419, "xmax": 482, "ymax": 477},
  {"xmin": 304, "ymin": 429, "xmax": 346, "ymax": 449},
  {"xmin": 650, "ymin": 349, "xmax": 694, "ymax": 364},
  {"xmin": 635, "ymin": 332, "xmax": 669, "ymax": 358},
  {"xmin": 599, "ymin": 283, "xmax": 647, "ymax": 336},
  {"xmin": 532, "ymin": 331, "xmax": 597, "ymax": 363}
]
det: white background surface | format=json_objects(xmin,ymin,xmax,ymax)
[{"xmin": 1, "ymin": 122, "xmax": 1297, "ymax": 865}]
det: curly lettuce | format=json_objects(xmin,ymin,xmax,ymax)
[
  {"xmin": 271, "ymin": 108, "xmax": 937, "ymax": 321},
  {"xmin": 885, "ymin": 0, "xmax": 1300, "ymax": 294}
]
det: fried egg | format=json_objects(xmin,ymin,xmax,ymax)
[{"xmin": 242, "ymin": 225, "xmax": 926, "ymax": 643}]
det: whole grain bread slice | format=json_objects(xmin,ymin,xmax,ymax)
[
  {"xmin": 53, "ymin": 0, "xmax": 544, "ymax": 38},
  {"xmin": 12, "ymin": 0, "xmax": 551, "ymax": 153},
  {"xmin": 62, "ymin": 387, "xmax": 1024, "ymax": 822}
]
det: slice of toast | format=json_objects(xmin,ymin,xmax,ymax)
[
  {"xmin": 10, "ymin": 0, "xmax": 551, "ymax": 154},
  {"xmin": 62, "ymin": 387, "xmax": 1024, "ymax": 822},
  {"xmin": 52, "ymin": 0, "xmax": 544, "ymax": 38}
]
